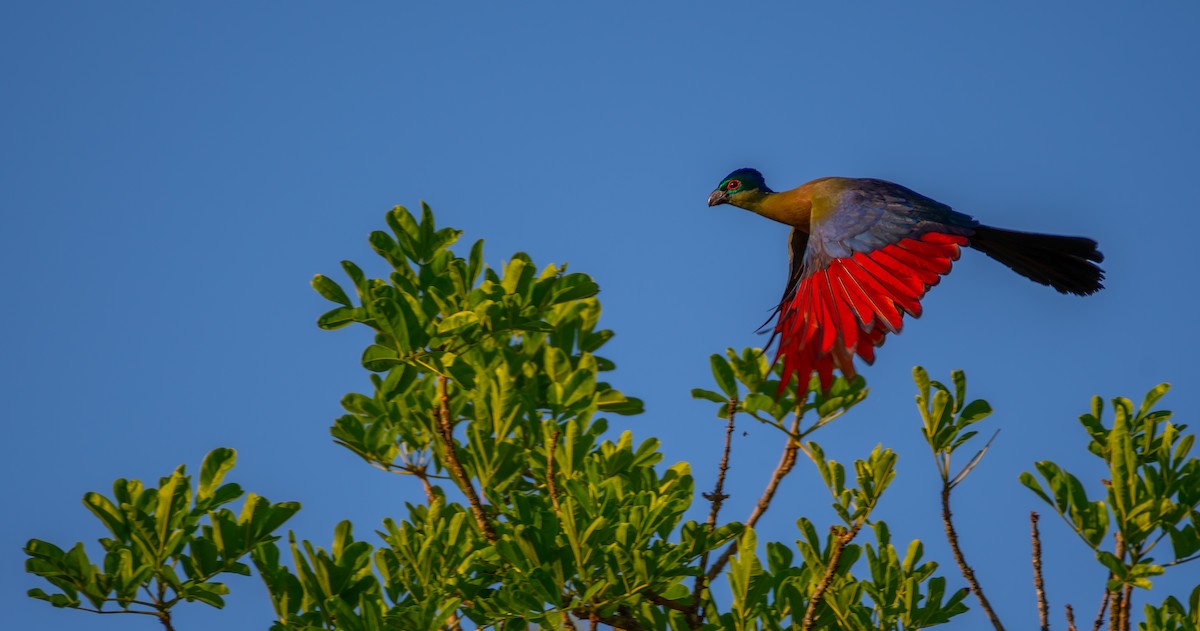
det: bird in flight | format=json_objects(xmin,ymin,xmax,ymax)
[{"xmin": 707, "ymin": 168, "xmax": 1104, "ymax": 393}]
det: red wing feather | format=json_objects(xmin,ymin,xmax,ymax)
[
  {"xmin": 877, "ymin": 246, "xmax": 943, "ymax": 284},
  {"xmin": 844, "ymin": 255, "xmax": 905, "ymax": 331},
  {"xmin": 815, "ymin": 274, "xmax": 840, "ymax": 354},
  {"xmin": 871, "ymin": 248, "xmax": 932, "ymax": 298},
  {"xmin": 852, "ymin": 253, "xmax": 922, "ymax": 316},
  {"xmin": 824, "ymin": 270, "xmax": 859, "ymax": 352},
  {"xmin": 774, "ymin": 232, "xmax": 966, "ymax": 393},
  {"xmin": 828, "ymin": 262, "xmax": 882, "ymax": 331}
]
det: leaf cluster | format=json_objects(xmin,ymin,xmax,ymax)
[
  {"xmin": 692, "ymin": 347, "xmax": 868, "ymax": 437},
  {"xmin": 720, "ymin": 522, "xmax": 967, "ymax": 631},
  {"xmin": 1021, "ymin": 385, "xmax": 1200, "ymax": 595},
  {"xmin": 25, "ymin": 449, "xmax": 298, "ymax": 621}
]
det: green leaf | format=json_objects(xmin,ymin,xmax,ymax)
[
  {"xmin": 1168, "ymin": 524, "xmax": 1200, "ymax": 560},
  {"xmin": 596, "ymin": 392, "xmax": 643, "ymax": 415},
  {"xmin": 545, "ymin": 347, "xmax": 570, "ymax": 384},
  {"xmin": 913, "ymin": 366, "xmax": 931, "ymax": 401},
  {"xmin": 467, "ymin": 239, "xmax": 485, "ymax": 287},
  {"xmin": 317, "ymin": 306, "xmax": 359, "ymax": 330},
  {"xmin": 28, "ymin": 588, "xmax": 79, "ymax": 609},
  {"xmin": 729, "ymin": 528, "xmax": 760, "ymax": 611},
  {"xmin": 155, "ymin": 471, "xmax": 188, "ymax": 550},
  {"xmin": 368, "ymin": 230, "xmax": 406, "ymax": 269},
  {"xmin": 82, "ymin": 493, "xmax": 127, "ymax": 540},
  {"xmin": 1096, "ymin": 550, "xmax": 1126, "ymax": 577},
  {"xmin": 181, "ymin": 581, "xmax": 229, "ymax": 608},
  {"xmin": 1137, "ymin": 383, "xmax": 1172, "ymax": 420},
  {"xmin": 1019, "ymin": 471, "xmax": 1054, "ymax": 507},
  {"xmin": 361, "ymin": 345, "xmax": 403, "ymax": 372},
  {"xmin": 1110, "ymin": 405, "xmax": 1138, "ymax": 525},
  {"xmin": 311, "ymin": 274, "xmax": 353, "ymax": 307},
  {"xmin": 710, "ymin": 355, "xmax": 738, "ymax": 399},
  {"xmin": 951, "ymin": 369, "xmax": 966, "ymax": 414},
  {"xmin": 691, "ymin": 388, "xmax": 727, "ymax": 404},
  {"xmin": 437, "ymin": 311, "xmax": 479, "ymax": 336},
  {"xmin": 418, "ymin": 203, "xmax": 438, "ymax": 257},
  {"xmin": 550, "ymin": 273, "xmax": 600, "ymax": 303},
  {"xmin": 198, "ymin": 448, "xmax": 236, "ymax": 502},
  {"xmin": 958, "ymin": 399, "xmax": 992, "ymax": 424}
]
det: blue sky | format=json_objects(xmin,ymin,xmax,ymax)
[{"xmin": 4, "ymin": 3, "xmax": 1198, "ymax": 629}]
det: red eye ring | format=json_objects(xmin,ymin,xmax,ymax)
[{"xmin": 726, "ymin": 179, "xmax": 741, "ymax": 190}]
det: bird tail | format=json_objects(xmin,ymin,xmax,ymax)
[{"xmin": 968, "ymin": 225, "xmax": 1105, "ymax": 296}]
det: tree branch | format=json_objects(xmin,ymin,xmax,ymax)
[
  {"xmin": 1031, "ymin": 512, "xmax": 1050, "ymax": 631},
  {"xmin": 1118, "ymin": 584, "xmax": 1132, "ymax": 631},
  {"xmin": 1107, "ymin": 533, "xmax": 1124, "ymax": 631},
  {"xmin": 942, "ymin": 482, "xmax": 1005, "ymax": 630},
  {"xmin": 1091, "ymin": 590, "xmax": 1109, "ymax": 631},
  {"xmin": 368, "ymin": 458, "xmax": 451, "ymax": 481},
  {"xmin": 801, "ymin": 524, "xmax": 862, "ymax": 631},
  {"xmin": 1066, "ymin": 604, "xmax": 1077, "ymax": 631},
  {"xmin": 74, "ymin": 607, "xmax": 162, "ymax": 617},
  {"xmin": 691, "ymin": 397, "xmax": 737, "ymax": 627},
  {"xmin": 435, "ymin": 375, "xmax": 497, "ymax": 543},
  {"xmin": 645, "ymin": 590, "xmax": 693, "ymax": 614},
  {"xmin": 1163, "ymin": 552, "xmax": 1200, "ymax": 567},
  {"xmin": 707, "ymin": 410, "xmax": 803, "ymax": 582},
  {"xmin": 412, "ymin": 466, "xmax": 437, "ymax": 505}
]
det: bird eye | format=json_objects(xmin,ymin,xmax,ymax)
[{"xmin": 726, "ymin": 179, "xmax": 741, "ymax": 191}]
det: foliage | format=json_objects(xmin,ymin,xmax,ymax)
[
  {"xmin": 24, "ymin": 204, "xmax": 1200, "ymax": 630},
  {"xmin": 270, "ymin": 204, "xmax": 971, "ymax": 629},
  {"xmin": 1020, "ymin": 385, "xmax": 1200, "ymax": 629},
  {"xmin": 24, "ymin": 449, "xmax": 299, "ymax": 628},
  {"xmin": 913, "ymin": 367, "xmax": 995, "ymax": 491}
]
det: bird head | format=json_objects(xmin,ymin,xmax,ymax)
[{"xmin": 707, "ymin": 168, "xmax": 772, "ymax": 208}]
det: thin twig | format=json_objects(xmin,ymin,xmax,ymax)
[
  {"xmin": 368, "ymin": 459, "xmax": 451, "ymax": 480},
  {"xmin": 158, "ymin": 611, "xmax": 175, "ymax": 631},
  {"xmin": 706, "ymin": 410, "xmax": 804, "ymax": 582},
  {"xmin": 74, "ymin": 608, "xmax": 162, "ymax": 617},
  {"xmin": 942, "ymin": 483, "xmax": 1005, "ymax": 630},
  {"xmin": 691, "ymin": 397, "xmax": 738, "ymax": 627},
  {"xmin": 1066, "ymin": 604, "xmax": 1077, "ymax": 631},
  {"xmin": 645, "ymin": 590, "xmax": 694, "ymax": 614},
  {"xmin": 412, "ymin": 466, "xmax": 437, "ymax": 505},
  {"xmin": 560, "ymin": 610, "xmax": 577, "ymax": 631},
  {"xmin": 801, "ymin": 524, "xmax": 862, "ymax": 631},
  {"xmin": 1032, "ymin": 512, "xmax": 1050, "ymax": 630},
  {"xmin": 1107, "ymin": 533, "xmax": 1124, "ymax": 631},
  {"xmin": 1163, "ymin": 552, "xmax": 1200, "ymax": 567},
  {"xmin": 435, "ymin": 375, "xmax": 497, "ymax": 543},
  {"xmin": 1091, "ymin": 590, "xmax": 1109, "ymax": 631}
]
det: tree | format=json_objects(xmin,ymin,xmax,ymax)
[{"xmin": 26, "ymin": 205, "xmax": 1200, "ymax": 630}]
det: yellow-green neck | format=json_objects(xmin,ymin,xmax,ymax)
[{"xmin": 731, "ymin": 180, "xmax": 828, "ymax": 232}]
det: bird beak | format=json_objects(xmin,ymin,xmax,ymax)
[{"xmin": 707, "ymin": 190, "xmax": 729, "ymax": 206}]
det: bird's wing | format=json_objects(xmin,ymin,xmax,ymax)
[
  {"xmin": 779, "ymin": 227, "xmax": 808, "ymax": 313},
  {"xmin": 758, "ymin": 227, "xmax": 809, "ymax": 339},
  {"xmin": 774, "ymin": 180, "xmax": 976, "ymax": 392}
]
